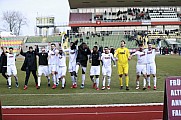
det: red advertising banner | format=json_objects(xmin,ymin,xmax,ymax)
[
  {"xmin": 0, "ymin": 100, "xmax": 2, "ymax": 120},
  {"xmin": 163, "ymin": 77, "xmax": 181, "ymax": 120}
]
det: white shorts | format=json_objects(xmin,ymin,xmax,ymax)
[
  {"xmin": 38, "ymin": 65, "xmax": 49, "ymax": 76},
  {"xmin": 68, "ymin": 61, "xmax": 76, "ymax": 72},
  {"xmin": 136, "ymin": 64, "xmax": 147, "ymax": 76},
  {"xmin": 102, "ymin": 66, "xmax": 112, "ymax": 77},
  {"xmin": 57, "ymin": 66, "xmax": 67, "ymax": 78},
  {"xmin": 49, "ymin": 64, "xmax": 56, "ymax": 74},
  {"xmin": 90, "ymin": 66, "xmax": 100, "ymax": 76},
  {"xmin": 7, "ymin": 65, "xmax": 17, "ymax": 76},
  {"xmin": 147, "ymin": 63, "xmax": 156, "ymax": 75}
]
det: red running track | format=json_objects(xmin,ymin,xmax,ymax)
[{"xmin": 2, "ymin": 105, "xmax": 163, "ymax": 120}]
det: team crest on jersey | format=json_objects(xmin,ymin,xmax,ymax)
[
  {"xmin": 105, "ymin": 56, "xmax": 111, "ymax": 59},
  {"xmin": 119, "ymin": 50, "xmax": 125, "ymax": 54},
  {"xmin": 147, "ymin": 51, "xmax": 152, "ymax": 54},
  {"xmin": 140, "ymin": 53, "xmax": 145, "ymax": 57},
  {"xmin": 70, "ymin": 52, "xmax": 75, "ymax": 54}
]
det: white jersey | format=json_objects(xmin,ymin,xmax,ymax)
[
  {"xmin": 56, "ymin": 53, "xmax": 66, "ymax": 67},
  {"xmin": 101, "ymin": 53, "xmax": 114, "ymax": 68},
  {"xmin": 145, "ymin": 49, "xmax": 156, "ymax": 64},
  {"xmin": 48, "ymin": 49, "xmax": 57, "ymax": 65},
  {"xmin": 64, "ymin": 49, "xmax": 77, "ymax": 63},
  {"xmin": 7, "ymin": 53, "xmax": 16, "ymax": 66},
  {"xmin": 132, "ymin": 50, "xmax": 147, "ymax": 65}
]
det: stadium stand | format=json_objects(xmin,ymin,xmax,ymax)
[
  {"xmin": 69, "ymin": 33, "xmax": 136, "ymax": 49},
  {"xmin": 0, "ymin": 37, "xmax": 24, "ymax": 52},
  {"xmin": 26, "ymin": 36, "xmax": 43, "ymax": 43},
  {"xmin": 69, "ymin": 8, "xmax": 180, "ymax": 23},
  {"xmin": 26, "ymin": 36, "xmax": 62, "ymax": 43},
  {"xmin": 148, "ymin": 9, "xmax": 179, "ymax": 22},
  {"xmin": 69, "ymin": 13, "xmax": 92, "ymax": 23}
]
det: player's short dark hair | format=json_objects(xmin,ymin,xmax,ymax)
[
  {"xmin": 9, "ymin": 47, "xmax": 13, "ymax": 50},
  {"xmin": 29, "ymin": 46, "xmax": 33, "ymax": 49},
  {"xmin": 93, "ymin": 46, "xmax": 98, "ymax": 49},
  {"xmin": 82, "ymin": 42, "xmax": 86, "ymax": 45},
  {"xmin": 121, "ymin": 40, "xmax": 126, "ymax": 44},
  {"xmin": 139, "ymin": 43, "xmax": 143, "ymax": 46},
  {"xmin": 147, "ymin": 42, "xmax": 152, "ymax": 45},
  {"xmin": 104, "ymin": 46, "xmax": 109, "ymax": 49},
  {"xmin": 51, "ymin": 43, "xmax": 56, "ymax": 46}
]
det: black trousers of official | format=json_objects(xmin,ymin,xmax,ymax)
[
  {"xmin": 25, "ymin": 69, "xmax": 38, "ymax": 86},
  {"xmin": 2, "ymin": 67, "xmax": 8, "ymax": 80}
]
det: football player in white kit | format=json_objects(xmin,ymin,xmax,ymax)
[
  {"xmin": 129, "ymin": 44, "xmax": 147, "ymax": 90},
  {"xmin": 55, "ymin": 49, "xmax": 67, "ymax": 89},
  {"xmin": 145, "ymin": 43, "xmax": 159, "ymax": 90},
  {"xmin": 48, "ymin": 43, "xmax": 57, "ymax": 89},
  {"xmin": 101, "ymin": 47, "xmax": 115, "ymax": 90},
  {"xmin": 64, "ymin": 40, "xmax": 78, "ymax": 88},
  {"xmin": 36, "ymin": 47, "xmax": 50, "ymax": 89},
  {"xmin": 6, "ymin": 47, "xmax": 19, "ymax": 89}
]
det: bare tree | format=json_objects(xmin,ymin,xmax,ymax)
[{"xmin": 2, "ymin": 11, "xmax": 27, "ymax": 35}]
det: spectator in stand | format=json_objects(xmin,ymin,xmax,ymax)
[
  {"xmin": 99, "ymin": 46, "xmax": 103, "ymax": 53},
  {"xmin": 110, "ymin": 46, "xmax": 116, "ymax": 66},
  {"xmin": 174, "ymin": 47, "xmax": 178, "ymax": 54},
  {"xmin": 159, "ymin": 47, "xmax": 163, "ymax": 55},
  {"xmin": 178, "ymin": 47, "xmax": 181, "ymax": 56}
]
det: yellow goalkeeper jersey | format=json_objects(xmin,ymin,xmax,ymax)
[{"xmin": 114, "ymin": 47, "xmax": 130, "ymax": 65}]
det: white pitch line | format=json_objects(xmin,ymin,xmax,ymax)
[
  {"xmin": 3, "ymin": 110, "xmax": 163, "ymax": 116},
  {"xmin": 2, "ymin": 103, "xmax": 163, "ymax": 109},
  {"xmin": 0, "ymin": 91, "xmax": 164, "ymax": 96}
]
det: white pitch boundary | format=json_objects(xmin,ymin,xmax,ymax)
[
  {"xmin": 2, "ymin": 103, "xmax": 163, "ymax": 109},
  {"xmin": 0, "ymin": 91, "xmax": 164, "ymax": 96},
  {"xmin": 3, "ymin": 110, "xmax": 163, "ymax": 116}
]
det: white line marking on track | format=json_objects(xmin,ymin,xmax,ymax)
[
  {"xmin": 0, "ymin": 91, "xmax": 164, "ymax": 96},
  {"xmin": 3, "ymin": 110, "xmax": 163, "ymax": 116},
  {"xmin": 2, "ymin": 103, "xmax": 163, "ymax": 109}
]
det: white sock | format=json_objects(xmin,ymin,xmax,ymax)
[
  {"xmin": 74, "ymin": 76, "xmax": 77, "ymax": 85},
  {"xmin": 136, "ymin": 81, "xmax": 139, "ymax": 87},
  {"xmin": 8, "ymin": 77, "xmax": 11, "ymax": 86},
  {"xmin": 38, "ymin": 76, "xmax": 41, "ymax": 86},
  {"xmin": 82, "ymin": 74, "xmax": 85, "ymax": 85},
  {"xmin": 71, "ymin": 76, "xmax": 75, "ymax": 85},
  {"xmin": 96, "ymin": 78, "xmax": 99, "ymax": 88},
  {"xmin": 102, "ymin": 76, "xmax": 106, "ymax": 87},
  {"xmin": 46, "ymin": 76, "xmax": 50, "ymax": 84},
  {"xmin": 52, "ymin": 74, "xmax": 56, "ymax": 85},
  {"xmin": 107, "ymin": 77, "xmax": 111, "ymax": 86},
  {"xmin": 62, "ymin": 78, "xmax": 65, "ymax": 88},
  {"xmin": 153, "ymin": 76, "xmax": 157, "ymax": 87},
  {"xmin": 147, "ymin": 76, "xmax": 150, "ymax": 86},
  {"xmin": 143, "ymin": 78, "xmax": 146, "ymax": 87},
  {"xmin": 76, "ymin": 65, "xmax": 79, "ymax": 74}
]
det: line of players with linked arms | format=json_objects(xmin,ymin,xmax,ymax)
[{"xmin": 0, "ymin": 39, "xmax": 159, "ymax": 90}]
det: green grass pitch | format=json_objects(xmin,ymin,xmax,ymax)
[{"xmin": 0, "ymin": 55, "xmax": 180, "ymax": 106}]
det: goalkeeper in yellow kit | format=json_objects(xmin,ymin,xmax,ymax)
[{"xmin": 114, "ymin": 40, "xmax": 130, "ymax": 90}]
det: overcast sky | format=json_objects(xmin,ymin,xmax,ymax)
[{"xmin": 0, "ymin": 0, "xmax": 70, "ymax": 36}]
